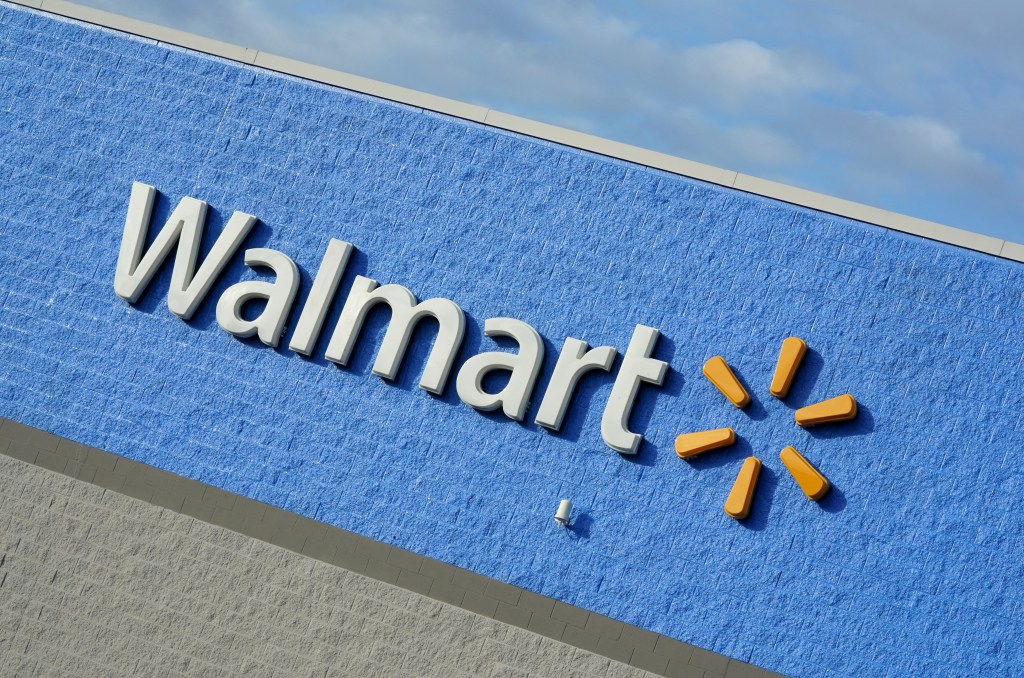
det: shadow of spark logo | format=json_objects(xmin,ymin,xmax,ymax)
[{"xmin": 674, "ymin": 337, "xmax": 858, "ymax": 520}]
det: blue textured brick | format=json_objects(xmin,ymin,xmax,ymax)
[{"xmin": 2, "ymin": 3, "xmax": 1024, "ymax": 676}]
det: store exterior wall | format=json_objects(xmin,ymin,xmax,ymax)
[
  {"xmin": 0, "ymin": 438, "xmax": 663, "ymax": 678},
  {"xmin": 1, "ymin": 3, "xmax": 1023, "ymax": 676},
  {"xmin": 1, "ymin": 416, "xmax": 764, "ymax": 678}
]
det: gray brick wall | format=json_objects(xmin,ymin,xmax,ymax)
[
  {"xmin": 0, "ymin": 453, "xmax": 658, "ymax": 678},
  {"xmin": 0, "ymin": 418, "xmax": 781, "ymax": 678}
]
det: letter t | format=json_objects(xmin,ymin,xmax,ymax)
[{"xmin": 601, "ymin": 325, "xmax": 668, "ymax": 455}]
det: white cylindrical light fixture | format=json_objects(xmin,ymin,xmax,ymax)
[{"xmin": 554, "ymin": 499, "xmax": 572, "ymax": 527}]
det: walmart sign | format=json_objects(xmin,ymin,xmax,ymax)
[{"xmin": 114, "ymin": 183, "xmax": 669, "ymax": 455}]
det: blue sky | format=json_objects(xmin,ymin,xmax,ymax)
[{"xmin": 78, "ymin": 0, "xmax": 1024, "ymax": 242}]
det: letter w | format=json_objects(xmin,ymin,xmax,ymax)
[{"xmin": 113, "ymin": 182, "xmax": 257, "ymax": 319}]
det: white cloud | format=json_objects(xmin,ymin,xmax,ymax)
[
  {"xmin": 825, "ymin": 112, "xmax": 995, "ymax": 187},
  {"xmin": 678, "ymin": 40, "xmax": 838, "ymax": 106}
]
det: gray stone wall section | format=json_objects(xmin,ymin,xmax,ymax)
[
  {"xmin": 0, "ymin": 454, "xmax": 651, "ymax": 678},
  {"xmin": 0, "ymin": 418, "xmax": 784, "ymax": 678}
]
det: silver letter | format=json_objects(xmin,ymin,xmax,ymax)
[
  {"xmin": 601, "ymin": 325, "xmax": 668, "ymax": 455},
  {"xmin": 215, "ymin": 248, "xmax": 300, "ymax": 348},
  {"xmin": 114, "ymin": 182, "xmax": 256, "ymax": 319},
  {"xmin": 288, "ymin": 239, "xmax": 353, "ymax": 356},
  {"xmin": 456, "ymin": 317, "xmax": 545, "ymax": 421},
  {"xmin": 534, "ymin": 338, "xmax": 616, "ymax": 431},
  {"xmin": 324, "ymin": 276, "xmax": 465, "ymax": 394}
]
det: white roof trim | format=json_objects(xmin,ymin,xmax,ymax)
[{"xmin": 6, "ymin": 0, "xmax": 1021, "ymax": 262}]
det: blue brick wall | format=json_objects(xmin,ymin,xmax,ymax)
[{"xmin": 2, "ymin": 4, "xmax": 1024, "ymax": 676}]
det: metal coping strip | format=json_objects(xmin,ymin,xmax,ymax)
[{"xmin": 3, "ymin": 0, "xmax": 1022, "ymax": 263}]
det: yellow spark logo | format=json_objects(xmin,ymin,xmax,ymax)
[{"xmin": 675, "ymin": 337, "xmax": 857, "ymax": 520}]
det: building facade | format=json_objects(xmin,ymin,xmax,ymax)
[{"xmin": 2, "ymin": 2, "xmax": 1023, "ymax": 676}]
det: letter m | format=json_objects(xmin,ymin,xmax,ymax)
[
  {"xmin": 113, "ymin": 182, "xmax": 257, "ymax": 319},
  {"xmin": 324, "ymin": 276, "xmax": 467, "ymax": 395}
]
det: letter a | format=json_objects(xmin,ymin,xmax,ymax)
[
  {"xmin": 456, "ymin": 318, "xmax": 545, "ymax": 421},
  {"xmin": 216, "ymin": 248, "xmax": 300, "ymax": 348}
]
